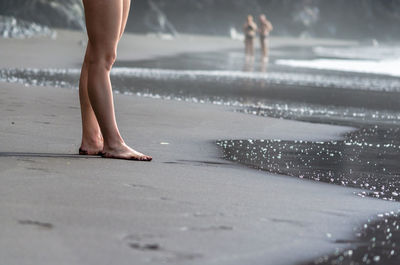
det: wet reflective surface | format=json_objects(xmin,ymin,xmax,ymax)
[
  {"xmin": 1, "ymin": 44, "xmax": 400, "ymax": 264},
  {"xmin": 300, "ymin": 211, "xmax": 400, "ymax": 265},
  {"xmin": 217, "ymin": 125, "xmax": 400, "ymax": 202},
  {"xmin": 217, "ymin": 126, "xmax": 400, "ymax": 263}
]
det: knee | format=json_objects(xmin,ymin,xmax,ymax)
[
  {"xmin": 103, "ymin": 51, "xmax": 117, "ymax": 69},
  {"xmin": 88, "ymin": 48, "xmax": 117, "ymax": 71}
]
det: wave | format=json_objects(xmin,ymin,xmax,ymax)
[
  {"xmin": 2, "ymin": 66, "xmax": 400, "ymax": 93},
  {"xmin": 112, "ymin": 67, "xmax": 400, "ymax": 92},
  {"xmin": 276, "ymin": 59, "xmax": 400, "ymax": 78}
]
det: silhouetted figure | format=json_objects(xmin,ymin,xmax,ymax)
[
  {"xmin": 259, "ymin": 14, "xmax": 273, "ymax": 61},
  {"xmin": 243, "ymin": 15, "xmax": 257, "ymax": 59}
]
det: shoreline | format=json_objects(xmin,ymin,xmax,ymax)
[
  {"xmin": 0, "ymin": 30, "xmax": 397, "ymax": 265},
  {"xmin": 2, "ymin": 81, "xmax": 396, "ymax": 265},
  {"xmin": 0, "ymin": 29, "xmax": 358, "ymax": 69}
]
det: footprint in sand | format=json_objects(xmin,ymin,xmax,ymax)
[
  {"xmin": 18, "ymin": 220, "xmax": 53, "ymax": 229},
  {"xmin": 123, "ymin": 233, "xmax": 162, "ymax": 252}
]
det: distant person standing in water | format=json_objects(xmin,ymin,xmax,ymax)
[
  {"xmin": 259, "ymin": 14, "xmax": 273, "ymax": 61},
  {"xmin": 79, "ymin": 0, "xmax": 152, "ymax": 161},
  {"xmin": 243, "ymin": 15, "xmax": 258, "ymax": 59}
]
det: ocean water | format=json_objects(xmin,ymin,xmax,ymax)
[
  {"xmin": 276, "ymin": 58, "xmax": 400, "ymax": 77},
  {"xmin": 1, "ymin": 43, "xmax": 400, "ymax": 264}
]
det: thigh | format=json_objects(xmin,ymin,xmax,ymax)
[
  {"xmin": 119, "ymin": 0, "xmax": 131, "ymax": 39},
  {"xmin": 249, "ymin": 39, "xmax": 254, "ymax": 47},
  {"xmin": 83, "ymin": 0, "xmax": 123, "ymax": 50}
]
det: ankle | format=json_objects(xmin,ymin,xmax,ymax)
[
  {"xmin": 104, "ymin": 137, "xmax": 125, "ymax": 150},
  {"xmin": 81, "ymin": 134, "xmax": 103, "ymax": 147}
]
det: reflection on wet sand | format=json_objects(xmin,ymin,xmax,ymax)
[
  {"xmin": 301, "ymin": 210, "xmax": 400, "ymax": 265},
  {"xmin": 260, "ymin": 59, "xmax": 268, "ymax": 73},
  {"xmin": 217, "ymin": 123, "xmax": 400, "ymax": 265},
  {"xmin": 243, "ymin": 56, "xmax": 255, "ymax": 72},
  {"xmin": 217, "ymin": 125, "xmax": 400, "ymax": 202},
  {"xmin": 243, "ymin": 57, "xmax": 269, "ymax": 73}
]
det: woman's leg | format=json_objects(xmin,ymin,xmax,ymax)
[
  {"xmin": 119, "ymin": 0, "xmax": 131, "ymax": 40},
  {"xmin": 82, "ymin": 0, "xmax": 152, "ymax": 161},
  {"xmin": 260, "ymin": 38, "xmax": 266, "ymax": 58},
  {"xmin": 245, "ymin": 39, "xmax": 251, "ymax": 57},
  {"xmin": 249, "ymin": 39, "xmax": 255, "ymax": 57},
  {"xmin": 78, "ymin": 0, "xmax": 128, "ymax": 154},
  {"xmin": 264, "ymin": 39, "xmax": 270, "ymax": 58},
  {"xmin": 79, "ymin": 45, "xmax": 103, "ymax": 155}
]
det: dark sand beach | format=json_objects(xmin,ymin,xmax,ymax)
[{"xmin": 1, "ymin": 30, "xmax": 399, "ymax": 265}]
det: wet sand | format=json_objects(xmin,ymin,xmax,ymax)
[
  {"xmin": 0, "ymin": 29, "xmax": 357, "ymax": 69},
  {"xmin": 0, "ymin": 30, "xmax": 396, "ymax": 265}
]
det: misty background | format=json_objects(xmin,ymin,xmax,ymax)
[{"xmin": 0, "ymin": 0, "xmax": 399, "ymax": 40}]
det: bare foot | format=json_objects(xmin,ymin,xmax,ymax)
[
  {"xmin": 79, "ymin": 138, "xmax": 104, "ymax": 156},
  {"xmin": 102, "ymin": 143, "xmax": 152, "ymax": 161},
  {"xmin": 79, "ymin": 147, "xmax": 103, "ymax": 156}
]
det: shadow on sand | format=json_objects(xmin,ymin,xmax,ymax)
[{"xmin": 0, "ymin": 152, "xmax": 100, "ymax": 159}]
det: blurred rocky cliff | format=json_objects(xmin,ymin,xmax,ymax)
[
  {"xmin": 128, "ymin": 0, "xmax": 400, "ymax": 40},
  {"xmin": 1, "ymin": 0, "xmax": 399, "ymax": 40},
  {"xmin": 0, "ymin": 0, "xmax": 85, "ymax": 30}
]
